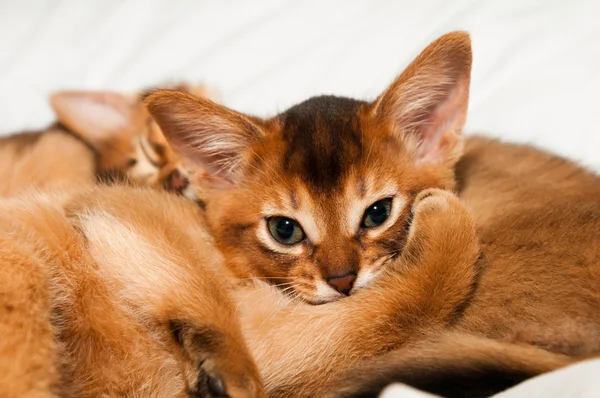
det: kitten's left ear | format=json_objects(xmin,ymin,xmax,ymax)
[
  {"xmin": 144, "ymin": 90, "xmax": 265, "ymax": 188},
  {"xmin": 50, "ymin": 91, "xmax": 139, "ymax": 149},
  {"xmin": 373, "ymin": 31, "xmax": 472, "ymax": 166}
]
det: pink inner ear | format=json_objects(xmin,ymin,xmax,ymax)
[
  {"xmin": 413, "ymin": 78, "xmax": 468, "ymax": 165},
  {"xmin": 51, "ymin": 91, "xmax": 136, "ymax": 144},
  {"xmin": 166, "ymin": 127, "xmax": 243, "ymax": 189}
]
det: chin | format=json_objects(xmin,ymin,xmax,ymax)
[{"xmin": 298, "ymin": 293, "xmax": 344, "ymax": 306}]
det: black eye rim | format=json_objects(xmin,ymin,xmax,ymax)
[
  {"xmin": 361, "ymin": 198, "xmax": 393, "ymax": 229},
  {"xmin": 266, "ymin": 216, "xmax": 306, "ymax": 246}
]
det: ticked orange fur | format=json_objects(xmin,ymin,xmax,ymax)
[
  {"xmin": 0, "ymin": 181, "xmax": 491, "ymax": 397},
  {"xmin": 145, "ymin": 31, "xmax": 600, "ymax": 396},
  {"xmin": 146, "ymin": 32, "xmax": 471, "ymax": 305},
  {"xmin": 0, "ymin": 187, "xmax": 264, "ymax": 397},
  {"xmin": 3, "ymin": 30, "xmax": 600, "ymax": 398}
]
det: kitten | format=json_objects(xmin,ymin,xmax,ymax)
[
  {"xmin": 0, "ymin": 186, "xmax": 264, "ymax": 397},
  {"xmin": 0, "ymin": 83, "xmax": 210, "ymax": 198},
  {"xmin": 0, "ymin": 125, "xmax": 95, "ymax": 196},
  {"xmin": 145, "ymin": 32, "xmax": 471, "ymax": 305},
  {"xmin": 145, "ymin": 31, "xmax": 600, "ymax": 396}
]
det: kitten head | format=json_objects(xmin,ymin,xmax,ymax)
[
  {"xmin": 145, "ymin": 32, "xmax": 472, "ymax": 304},
  {"xmin": 50, "ymin": 83, "xmax": 214, "ymax": 196}
]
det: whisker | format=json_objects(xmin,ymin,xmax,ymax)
[
  {"xmin": 234, "ymin": 283, "xmax": 276, "ymax": 315},
  {"xmin": 258, "ymin": 284, "xmax": 303, "ymax": 328},
  {"xmin": 278, "ymin": 285, "xmax": 299, "ymax": 295},
  {"xmin": 236, "ymin": 276, "xmax": 295, "ymax": 281}
]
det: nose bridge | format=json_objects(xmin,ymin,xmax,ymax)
[{"xmin": 317, "ymin": 239, "xmax": 358, "ymax": 278}]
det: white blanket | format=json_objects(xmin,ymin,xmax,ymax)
[
  {"xmin": 2, "ymin": 0, "xmax": 599, "ymax": 172},
  {"xmin": 1, "ymin": 1, "xmax": 598, "ymax": 397}
]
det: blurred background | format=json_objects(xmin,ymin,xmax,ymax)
[{"xmin": 0, "ymin": 0, "xmax": 598, "ymax": 168}]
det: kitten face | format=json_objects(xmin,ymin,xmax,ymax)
[
  {"xmin": 200, "ymin": 97, "xmax": 455, "ymax": 304},
  {"xmin": 50, "ymin": 84, "xmax": 213, "ymax": 196},
  {"xmin": 91, "ymin": 105, "xmax": 185, "ymax": 190},
  {"xmin": 146, "ymin": 32, "xmax": 472, "ymax": 304}
]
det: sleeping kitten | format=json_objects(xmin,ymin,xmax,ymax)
[
  {"xmin": 145, "ymin": 31, "xmax": 600, "ymax": 396},
  {"xmin": 0, "ymin": 83, "xmax": 210, "ymax": 197}
]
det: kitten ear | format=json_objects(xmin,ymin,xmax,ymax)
[
  {"xmin": 373, "ymin": 31, "xmax": 472, "ymax": 166},
  {"xmin": 50, "ymin": 91, "xmax": 138, "ymax": 149},
  {"xmin": 144, "ymin": 90, "xmax": 264, "ymax": 188}
]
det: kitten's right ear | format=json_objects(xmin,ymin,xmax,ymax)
[
  {"xmin": 144, "ymin": 90, "xmax": 264, "ymax": 188},
  {"xmin": 372, "ymin": 31, "xmax": 472, "ymax": 167},
  {"xmin": 50, "ymin": 91, "xmax": 137, "ymax": 149}
]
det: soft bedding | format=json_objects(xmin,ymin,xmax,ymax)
[{"xmin": 1, "ymin": 1, "xmax": 598, "ymax": 396}]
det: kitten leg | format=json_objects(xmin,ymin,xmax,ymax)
[
  {"xmin": 71, "ymin": 205, "xmax": 266, "ymax": 397},
  {"xmin": 0, "ymin": 241, "xmax": 60, "ymax": 397},
  {"xmin": 166, "ymin": 317, "xmax": 265, "ymax": 398},
  {"xmin": 325, "ymin": 330, "xmax": 573, "ymax": 398}
]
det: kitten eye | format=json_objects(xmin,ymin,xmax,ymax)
[
  {"xmin": 127, "ymin": 158, "xmax": 138, "ymax": 167},
  {"xmin": 267, "ymin": 217, "xmax": 305, "ymax": 245},
  {"xmin": 361, "ymin": 199, "xmax": 392, "ymax": 228}
]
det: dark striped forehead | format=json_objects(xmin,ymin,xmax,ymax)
[{"xmin": 279, "ymin": 95, "xmax": 367, "ymax": 192}]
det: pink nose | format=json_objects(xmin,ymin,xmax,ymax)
[
  {"xmin": 327, "ymin": 273, "xmax": 356, "ymax": 296},
  {"xmin": 166, "ymin": 169, "xmax": 189, "ymax": 192}
]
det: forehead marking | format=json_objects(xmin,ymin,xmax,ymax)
[
  {"xmin": 290, "ymin": 188, "xmax": 299, "ymax": 210},
  {"xmin": 357, "ymin": 177, "xmax": 366, "ymax": 198}
]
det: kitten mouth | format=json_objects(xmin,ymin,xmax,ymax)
[
  {"xmin": 304, "ymin": 296, "xmax": 342, "ymax": 306},
  {"xmin": 281, "ymin": 287, "xmax": 341, "ymax": 306}
]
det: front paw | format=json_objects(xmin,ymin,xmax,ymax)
[
  {"xmin": 185, "ymin": 358, "xmax": 228, "ymax": 398},
  {"xmin": 402, "ymin": 188, "xmax": 477, "ymax": 262},
  {"xmin": 169, "ymin": 321, "xmax": 265, "ymax": 398}
]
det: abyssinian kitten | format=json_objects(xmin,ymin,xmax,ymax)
[
  {"xmin": 0, "ymin": 83, "xmax": 209, "ymax": 198},
  {"xmin": 143, "ymin": 31, "xmax": 600, "ymax": 396}
]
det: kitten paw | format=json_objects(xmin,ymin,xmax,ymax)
[
  {"xmin": 169, "ymin": 321, "xmax": 264, "ymax": 398},
  {"xmin": 411, "ymin": 188, "xmax": 455, "ymax": 215},
  {"xmin": 403, "ymin": 188, "xmax": 477, "ymax": 262},
  {"xmin": 185, "ymin": 358, "xmax": 228, "ymax": 397}
]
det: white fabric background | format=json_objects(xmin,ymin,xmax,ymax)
[
  {"xmin": 1, "ymin": 1, "xmax": 599, "ymax": 396},
  {"xmin": 1, "ymin": 0, "xmax": 599, "ymax": 168}
]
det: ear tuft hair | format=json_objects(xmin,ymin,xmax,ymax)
[
  {"xmin": 373, "ymin": 31, "xmax": 472, "ymax": 167},
  {"xmin": 144, "ymin": 90, "xmax": 264, "ymax": 187},
  {"xmin": 50, "ymin": 91, "xmax": 138, "ymax": 149}
]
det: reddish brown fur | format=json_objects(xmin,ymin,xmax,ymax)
[
  {"xmin": 326, "ymin": 331, "xmax": 574, "ymax": 398},
  {"xmin": 454, "ymin": 136, "xmax": 600, "ymax": 355},
  {"xmin": 0, "ymin": 187, "xmax": 264, "ymax": 397},
  {"xmin": 0, "ymin": 126, "xmax": 95, "ymax": 197},
  {"xmin": 146, "ymin": 32, "xmax": 471, "ymax": 304},
  {"xmin": 3, "ymin": 31, "xmax": 600, "ymax": 398},
  {"xmin": 0, "ymin": 184, "xmax": 485, "ymax": 397},
  {"xmin": 145, "ymin": 31, "xmax": 600, "ymax": 396}
]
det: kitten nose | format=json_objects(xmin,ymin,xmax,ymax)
[
  {"xmin": 166, "ymin": 169, "xmax": 189, "ymax": 192},
  {"xmin": 327, "ymin": 272, "xmax": 357, "ymax": 296}
]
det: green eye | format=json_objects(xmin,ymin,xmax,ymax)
[
  {"xmin": 267, "ymin": 217, "xmax": 305, "ymax": 245},
  {"xmin": 361, "ymin": 199, "xmax": 392, "ymax": 228}
]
